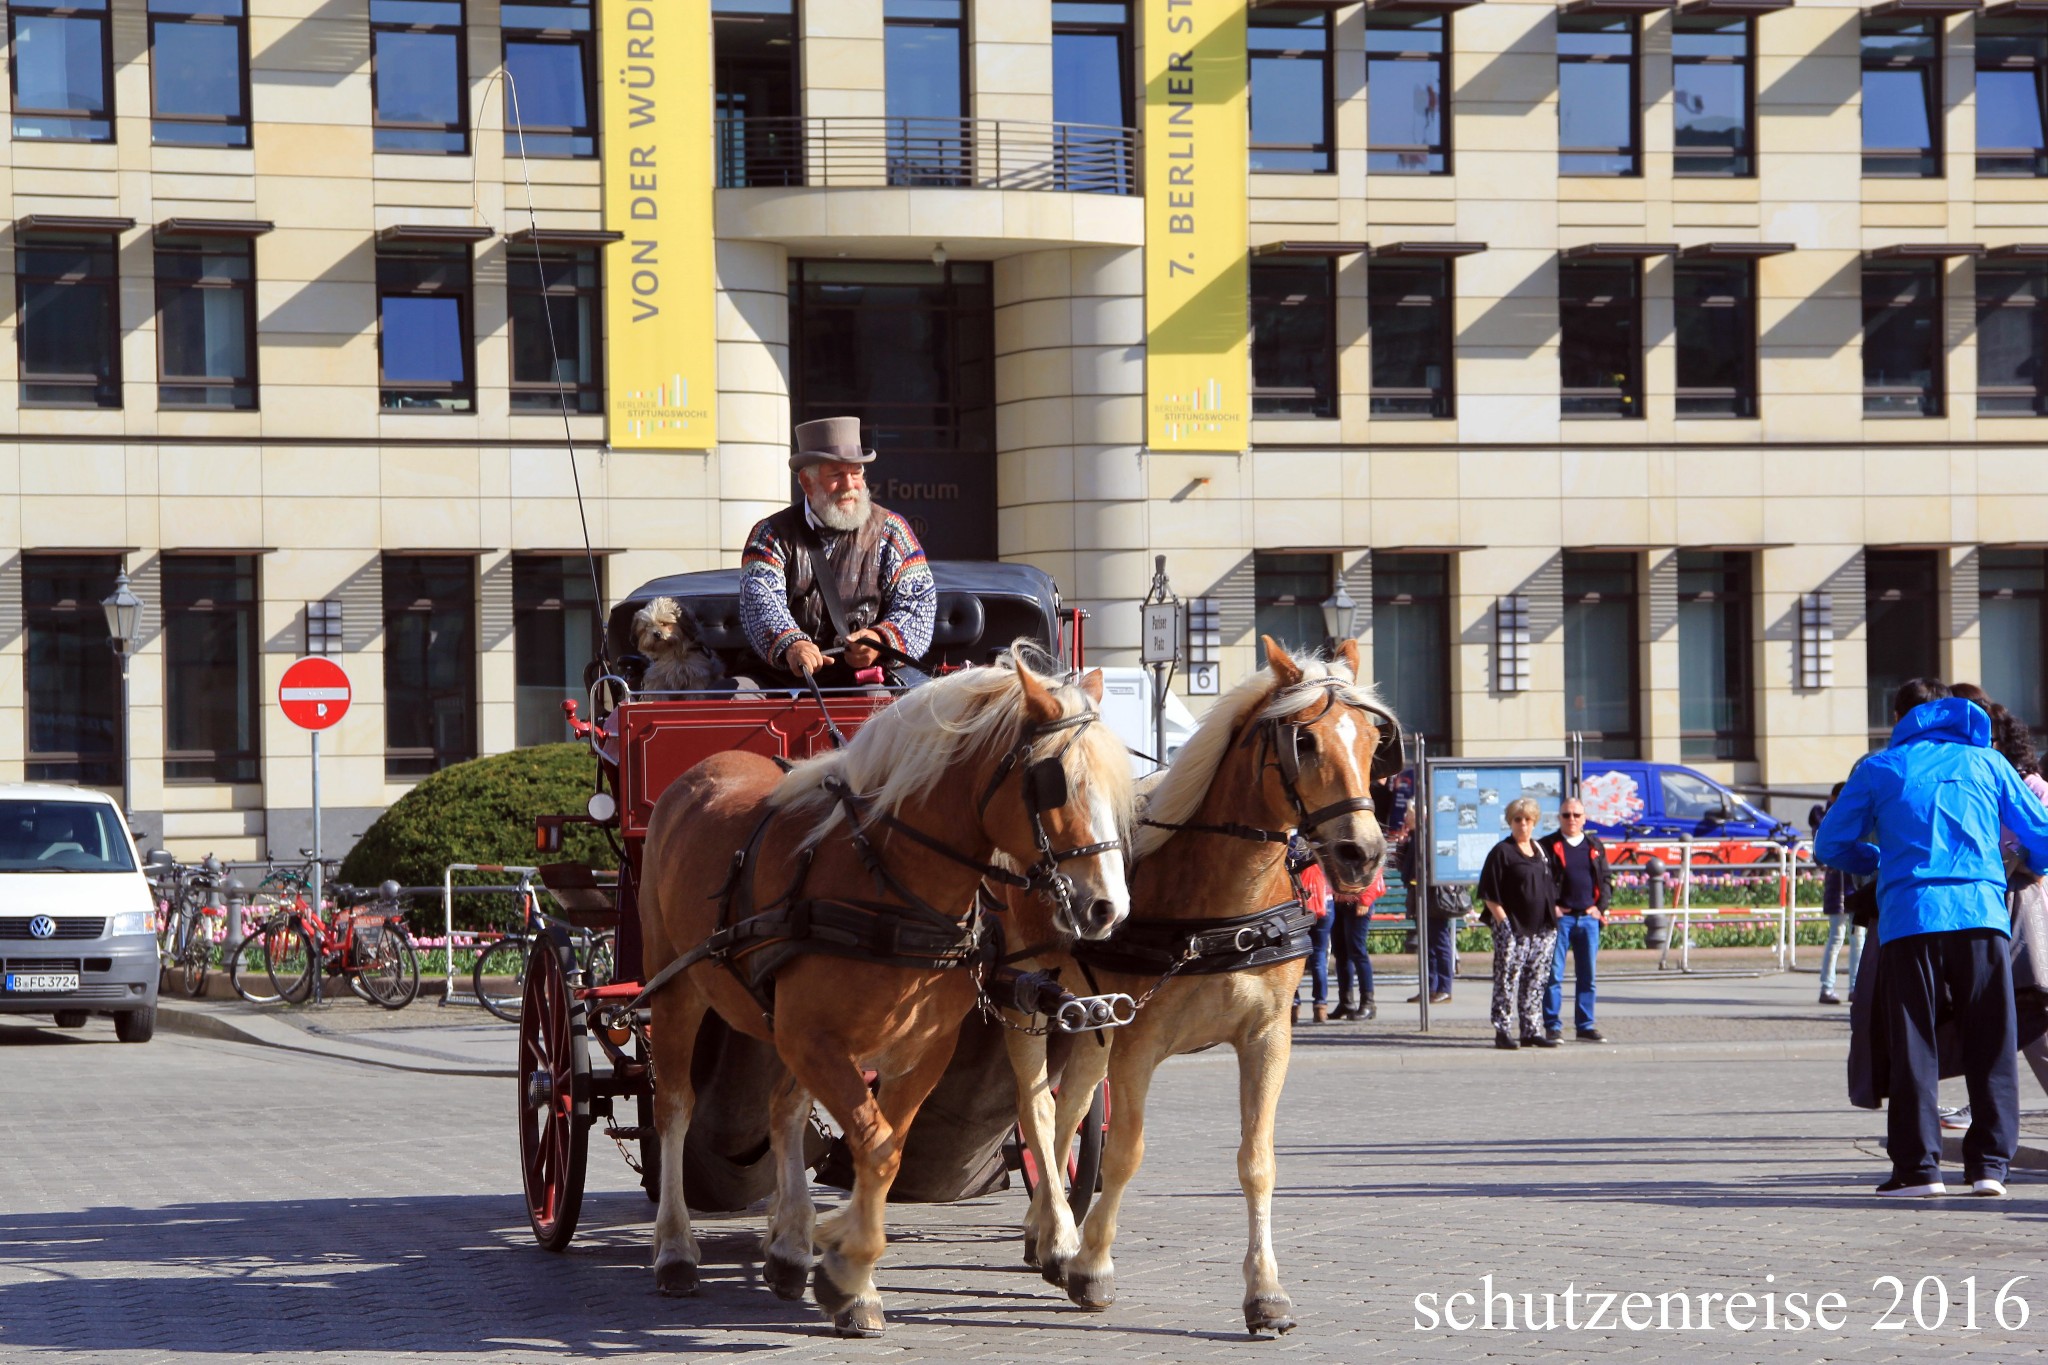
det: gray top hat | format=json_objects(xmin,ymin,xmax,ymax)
[{"xmin": 790, "ymin": 416, "xmax": 877, "ymax": 471}]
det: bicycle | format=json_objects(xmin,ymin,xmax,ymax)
[
  {"xmin": 228, "ymin": 851, "xmax": 341, "ymax": 1004},
  {"xmin": 471, "ymin": 900, "xmax": 614, "ymax": 1023},
  {"xmin": 152, "ymin": 854, "xmax": 224, "ymax": 999},
  {"xmin": 261, "ymin": 881, "xmax": 422, "ymax": 1009}
]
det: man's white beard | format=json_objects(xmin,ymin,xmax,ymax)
[{"xmin": 808, "ymin": 483, "xmax": 871, "ymax": 533}]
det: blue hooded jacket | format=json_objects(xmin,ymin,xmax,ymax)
[{"xmin": 1814, "ymin": 697, "xmax": 2048, "ymax": 944}]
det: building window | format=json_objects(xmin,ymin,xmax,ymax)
[
  {"xmin": 162, "ymin": 555, "xmax": 259, "ymax": 784},
  {"xmin": 1368, "ymin": 256, "xmax": 1453, "ymax": 418},
  {"xmin": 514, "ymin": 556, "xmax": 601, "ymax": 746},
  {"xmin": 714, "ymin": 0, "xmax": 799, "ymax": 188},
  {"xmin": 1367, "ymin": 11, "xmax": 1448, "ymax": 174},
  {"xmin": 1249, "ymin": 7, "xmax": 1332, "ymax": 173},
  {"xmin": 9, "ymin": 0, "xmax": 112, "ymax": 141},
  {"xmin": 148, "ymin": 0, "xmax": 249, "ymax": 147},
  {"xmin": 378, "ymin": 244, "xmax": 474, "ymax": 412},
  {"xmin": 502, "ymin": 0, "xmax": 593, "ymax": 157},
  {"xmin": 1559, "ymin": 259, "xmax": 1641, "ymax": 419},
  {"xmin": 1558, "ymin": 15, "xmax": 1638, "ymax": 176},
  {"xmin": 372, "ymin": 0, "xmax": 467, "ymax": 154},
  {"xmin": 1977, "ymin": 15, "xmax": 2047, "ymax": 177},
  {"xmin": 1677, "ymin": 551, "xmax": 1753, "ymax": 761},
  {"xmin": 1373, "ymin": 553, "xmax": 1451, "ymax": 749},
  {"xmin": 1563, "ymin": 552, "xmax": 1639, "ymax": 759},
  {"xmin": 1053, "ymin": 1, "xmax": 1132, "ymax": 191},
  {"xmin": 509, "ymin": 246, "xmax": 601, "ymax": 413},
  {"xmin": 885, "ymin": 0, "xmax": 968, "ymax": 185},
  {"xmin": 383, "ymin": 555, "xmax": 477, "ymax": 779},
  {"xmin": 156, "ymin": 235, "xmax": 256, "ymax": 409},
  {"xmin": 1863, "ymin": 258, "xmax": 1943, "ymax": 417},
  {"xmin": 1862, "ymin": 17, "xmax": 1940, "ymax": 177},
  {"xmin": 1978, "ymin": 261, "xmax": 2048, "ymax": 415},
  {"xmin": 23, "ymin": 555, "xmax": 122, "ymax": 786},
  {"xmin": 1254, "ymin": 553, "xmax": 1334, "ymax": 654},
  {"xmin": 1982, "ymin": 549, "xmax": 2047, "ymax": 733},
  {"xmin": 1250, "ymin": 258, "xmax": 1337, "ymax": 419},
  {"xmin": 16, "ymin": 232, "xmax": 120, "ymax": 408},
  {"xmin": 1865, "ymin": 549, "xmax": 1941, "ymax": 741},
  {"xmin": 1673, "ymin": 15, "xmax": 1751, "ymax": 176},
  {"xmin": 1674, "ymin": 256, "xmax": 1756, "ymax": 418}
]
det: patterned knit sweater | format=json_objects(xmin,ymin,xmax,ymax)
[{"xmin": 738, "ymin": 501, "xmax": 936, "ymax": 669}]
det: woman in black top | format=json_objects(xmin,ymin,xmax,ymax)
[{"xmin": 1477, "ymin": 798, "xmax": 1559, "ymax": 1049}]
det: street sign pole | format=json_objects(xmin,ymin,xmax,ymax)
[
  {"xmin": 311, "ymin": 728, "xmax": 322, "ymax": 928},
  {"xmin": 278, "ymin": 657, "xmax": 352, "ymax": 989},
  {"xmin": 1139, "ymin": 556, "xmax": 1182, "ymax": 773}
]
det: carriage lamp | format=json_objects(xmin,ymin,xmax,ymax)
[
  {"xmin": 1319, "ymin": 582, "xmax": 1357, "ymax": 647},
  {"xmin": 101, "ymin": 571, "xmax": 143, "ymax": 820}
]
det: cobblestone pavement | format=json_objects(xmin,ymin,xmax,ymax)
[{"xmin": 2, "ymin": 1009, "xmax": 2045, "ymax": 1364}]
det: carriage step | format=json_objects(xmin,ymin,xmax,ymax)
[{"xmin": 604, "ymin": 1125, "xmax": 656, "ymax": 1141}]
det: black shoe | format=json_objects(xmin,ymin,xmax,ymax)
[
  {"xmin": 1576, "ymin": 1028, "xmax": 1609, "ymax": 1043},
  {"xmin": 1819, "ymin": 990, "xmax": 1842, "ymax": 1005},
  {"xmin": 1527, "ymin": 1034, "xmax": 1560, "ymax": 1048},
  {"xmin": 1544, "ymin": 1027, "xmax": 1562, "ymax": 1043},
  {"xmin": 1360, "ymin": 997, "xmax": 1377, "ymax": 1021},
  {"xmin": 1494, "ymin": 1032, "xmax": 1520, "ymax": 1050}
]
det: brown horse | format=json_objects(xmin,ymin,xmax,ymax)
[
  {"xmin": 1004, "ymin": 637, "xmax": 1394, "ymax": 1334},
  {"xmin": 637, "ymin": 650, "xmax": 1134, "ymax": 1337}
]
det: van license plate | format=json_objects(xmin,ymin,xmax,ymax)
[{"xmin": 4, "ymin": 973, "xmax": 79, "ymax": 993}]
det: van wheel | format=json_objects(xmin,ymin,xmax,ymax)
[
  {"xmin": 114, "ymin": 1008, "xmax": 156, "ymax": 1043},
  {"xmin": 52, "ymin": 1010, "xmax": 89, "ymax": 1028}
]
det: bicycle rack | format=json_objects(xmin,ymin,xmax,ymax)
[{"xmin": 439, "ymin": 864, "xmax": 544, "ymax": 1008}]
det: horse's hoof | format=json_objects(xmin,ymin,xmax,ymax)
[
  {"xmin": 812, "ymin": 1260, "xmax": 855, "ymax": 1316},
  {"xmin": 1022, "ymin": 1231, "xmax": 1040, "ymax": 1268},
  {"xmin": 765, "ymin": 1251, "xmax": 810, "ymax": 1301},
  {"xmin": 653, "ymin": 1258, "xmax": 699, "ymax": 1297},
  {"xmin": 1067, "ymin": 1270, "xmax": 1115, "ymax": 1310},
  {"xmin": 1040, "ymin": 1253, "xmax": 1069, "ymax": 1289},
  {"xmin": 1245, "ymin": 1295, "xmax": 1297, "ymax": 1335},
  {"xmin": 831, "ymin": 1299, "xmax": 887, "ymax": 1338}
]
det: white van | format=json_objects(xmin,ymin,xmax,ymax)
[{"xmin": 0, "ymin": 784, "xmax": 159, "ymax": 1042}]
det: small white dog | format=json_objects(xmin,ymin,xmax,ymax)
[{"xmin": 631, "ymin": 597, "xmax": 727, "ymax": 693}]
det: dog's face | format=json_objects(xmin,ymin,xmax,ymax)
[{"xmin": 632, "ymin": 598, "xmax": 683, "ymax": 656}]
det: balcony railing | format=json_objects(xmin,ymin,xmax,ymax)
[{"xmin": 717, "ymin": 116, "xmax": 1138, "ymax": 196}]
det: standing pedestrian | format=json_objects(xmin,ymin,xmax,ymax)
[
  {"xmin": 1290, "ymin": 835, "xmax": 1333, "ymax": 1024},
  {"xmin": 1330, "ymin": 864, "xmax": 1386, "ymax": 1021},
  {"xmin": 1539, "ymin": 798, "xmax": 1610, "ymax": 1043},
  {"xmin": 1478, "ymin": 798, "xmax": 1559, "ymax": 1050},
  {"xmin": 1813, "ymin": 781, "xmax": 1863, "ymax": 1007},
  {"xmin": 1815, "ymin": 678, "xmax": 2048, "ymax": 1198}
]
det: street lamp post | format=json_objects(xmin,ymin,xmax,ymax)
[
  {"xmin": 101, "ymin": 572, "xmax": 142, "ymax": 822},
  {"xmin": 1320, "ymin": 581, "xmax": 1357, "ymax": 653}
]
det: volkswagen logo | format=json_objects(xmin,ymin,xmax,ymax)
[{"xmin": 27, "ymin": 915, "xmax": 56, "ymax": 940}]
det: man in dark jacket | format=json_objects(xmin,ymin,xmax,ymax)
[
  {"xmin": 1816, "ymin": 678, "xmax": 2048, "ymax": 1198},
  {"xmin": 1540, "ymin": 799, "xmax": 1610, "ymax": 1043}
]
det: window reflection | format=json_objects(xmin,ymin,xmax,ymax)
[
  {"xmin": 1977, "ymin": 17, "xmax": 2048, "ymax": 177},
  {"xmin": 373, "ymin": 0, "xmax": 468, "ymax": 154},
  {"xmin": 1559, "ymin": 259, "xmax": 1642, "ymax": 419},
  {"xmin": 1977, "ymin": 262, "xmax": 2048, "ymax": 415},
  {"xmin": 17, "ymin": 233, "xmax": 121, "ymax": 408},
  {"xmin": 1558, "ymin": 16, "xmax": 1638, "ymax": 177},
  {"xmin": 1250, "ymin": 258, "xmax": 1337, "ymax": 418},
  {"xmin": 156, "ymin": 236, "xmax": 257, "ymax": 409},
  {"xmin": 1368, "ymin": 11, "xmax": 1448, "ymax": 174},
  {"xmin": 378, "ymin": 244, "xmax": 475, "ymax": 411},
  {"xmin": 10, "ymin": 0, "xmax": 112, "ymax": 142},
  {"xmin": 1674, "ymin": 257, "xmax": 1756, "ymax": 417},
  {"xmin": 503, "ymin": 0, "xmax": 594, "ymax": 158},
  {"xmin": 1862, "ymin": 259, "xmax": 1942, "ymax": 416},
  {"xmin": 1674, "ymin": 16, "xmax": 1750, "ymax": 176},
  {"xmin": 1369, "ymin": 257, "xmax": 1453, "ymax": 417},
  {"xmin": 1250, "ymin": 7, "xmax": 1332, "ymax": 173},
  {"xmin": 1862, "ymin": 18, "xmax": 1940, "ymax": 177}
]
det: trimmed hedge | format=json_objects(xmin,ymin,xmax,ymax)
[{"xmin": 339, "ymin": 743, "xmax": 614, "ymax": 932}]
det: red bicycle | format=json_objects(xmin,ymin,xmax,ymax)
[{"xmin": 260, "ymin": 882, "xmax": 421, "ymax": 1009}]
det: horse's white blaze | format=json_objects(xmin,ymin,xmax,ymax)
[
  {"xmin": 1333, "ymin": 713, "xmax": 1367, "ymax": 789},
  {"xmin": 1088, "ymin": 786, "xmax": 1130, "ymax": 929}
]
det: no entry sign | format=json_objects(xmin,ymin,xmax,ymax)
[{"xmin": 279, "ymin": 657, "xmax": 351, "ymax": 731}]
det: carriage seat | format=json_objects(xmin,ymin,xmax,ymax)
[{"xmin": 676, "ymin": 589, "xmax": 986, "ymax": 678}]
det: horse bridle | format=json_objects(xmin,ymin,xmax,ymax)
[{"xmin": 976, "ymin": 710, "xmax": 1123, "ymax": 925}]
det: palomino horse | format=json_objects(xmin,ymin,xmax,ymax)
[
  {"xmin": 637, "ymin": 650, "xmax": 1134, "ymax": 1337},
  {"xmin": 1005, "ymin": 637, "xmax": 1394, "ymax": 1334}
]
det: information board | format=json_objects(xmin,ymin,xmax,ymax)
[{"xmin": 1423, "ymin": 759, "xmax": 1573, "ymax": 886}]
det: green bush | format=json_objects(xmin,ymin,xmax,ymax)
[{"xmin": 339, "ymin": 743, "xmax": 614, "ymax": 933}]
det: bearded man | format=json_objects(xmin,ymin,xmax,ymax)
[{"xmin": 738, "ymin": 416, "xmax": 936, "ymax": 686}]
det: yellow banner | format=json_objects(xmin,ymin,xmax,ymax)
[
  {"xmin": 1143, "ymin": 0, "xmax": 1248, "ymax": 452},
  {"xmin": 601, "ymin": 0, "xmax": 715, "ymax": 448}
]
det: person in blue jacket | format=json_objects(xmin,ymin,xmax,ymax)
[{"xmin": 1815, "ymin": 678, "xmax": 2048, "ymax": 1198}]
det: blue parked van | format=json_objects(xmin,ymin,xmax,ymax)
[{"xmin": 1578, "ymin": 762, "xmax": 1797, "ymax": 846}]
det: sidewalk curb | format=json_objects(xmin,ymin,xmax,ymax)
[
  {"xmin": 1281, "ymin": 1037, "xmax": 1856, "ymax": 1068},
  {"xmin": 157, "ymin": 1000, "xmax": 512, "ymax": 1078}
]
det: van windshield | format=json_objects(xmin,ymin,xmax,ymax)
[
  {"xmin": 0, "ymin": 800, "xmax": 137, "ymax": 872},
  {"xmin": 1660, "ymin": 770, "xmax": 1762, "ymax": 824}
]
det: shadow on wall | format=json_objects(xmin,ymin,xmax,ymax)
[
  {"xmin": 247, "ymin": 0, "xmax": 371, "ymax": 83},
  {"xmin": 1456, "ymin": 257, "xmax": 1555, "ymax": 361},
  {"xmin": 264, "ymin": 558, "xmax": 384, "ymax": 656}
]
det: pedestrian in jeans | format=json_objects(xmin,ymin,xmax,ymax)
[
  {"xmin": 1539, "ymin": 799, "xmax": 1610, "ymax": 1043},
  {"xmin": 1330, "ymin": 865, "xmax": 1386, "ymax": 1021},
  {"xmin": 1478, "ymin": 798, "xmax": 1559, "ymax": 1050},
  {"xmin": 1291, "ymin": 836, "xmax": 1333, "ymax": 1023},
  {"xmin": 1814, "ymin": 781, "xmax": 1864, "ymax": 1006},
  {"xmin": 1815, "ymin": 678, "xmax": 2048, "ymax": 1198}
]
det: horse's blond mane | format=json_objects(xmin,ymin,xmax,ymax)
[
  {"xmin": 1132, "ymin": 648, "xmax": 1389, "ymax": 860},
  {"xmin": 769, "ymin": 645, "xmax": 1134, "ymax": 851}
]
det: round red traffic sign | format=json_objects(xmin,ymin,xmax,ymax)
[{"xmin": 279, "ymin": 657, "xmax": 351, "ymax": 731}]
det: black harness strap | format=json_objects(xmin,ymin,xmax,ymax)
[
  {"xmin": 1138, "ymin": 817, "xmax": 1291, "ymax": 845},
  {"xmin": 1073, "ymin": 898, "xmax": 1320, "ymax": 978}
]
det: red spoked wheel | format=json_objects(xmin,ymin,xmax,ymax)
[
  {"xmin": 1017, "ymin": 1080, "xmax": 1109, "ymax": 1222},
  {"xmin": 518, "ymin": 926, "xmax": 590, "ymax": 1251}
]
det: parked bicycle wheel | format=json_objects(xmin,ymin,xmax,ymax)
[
  {"xmin": 265, "ymin": 920, "xmax": 320, "ymax": 1004},
  {"xmin": 473, "ymin": 934, "xmax": 531, "ymax": 1022},
  {"xmin": 586, "ymin": 931, "xmax": 617, "ymax": 988},
  {"xmin": 356, "ymin": 924, "xmax": 421, "ymax": 1010},
  {"xmin": 228, "ymin": 923, "xmax": 285, "ymax": 1004},
  {"xmin": 177, "ymin": 932, "xmax": 210, "ymax": 998}
]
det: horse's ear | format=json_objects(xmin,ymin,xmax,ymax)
[
  {"xmin": 1263, "ymin": 635, "xmax": 1303, "ymax": 687},
  {"xmin": 1017, "ymin": 661, "xmax": 1064, "ymax": 725},
  {"xmin": 1335, "ymin": 637, "xmax": 1361, "ymax": 678},
  {"xmin": 1079, "ymin": 669, "xmax": 1104, "ymax": 704}
]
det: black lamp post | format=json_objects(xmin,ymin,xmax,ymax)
[{"xmin": 101, "ymin": 571, "xmax": 142, "ymax": 819}]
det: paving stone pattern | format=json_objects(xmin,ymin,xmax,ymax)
[{"xmin": 1, "ymin": 1014, "xmax": 2043, "ymax": 1363}]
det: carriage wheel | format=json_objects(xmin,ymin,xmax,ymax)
[{"xmin": 518, "ymin": 927, "xmax": 590, "ymax": 1251}]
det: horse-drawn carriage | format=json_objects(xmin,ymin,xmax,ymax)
[{"xmin": 516, "ymin": 560, "xmax": 1111, "ymax": 1252}]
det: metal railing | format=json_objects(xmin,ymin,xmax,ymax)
[{"xmin": 717, "ymin": 115, "xmax": 1138, "ymax": 195}]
